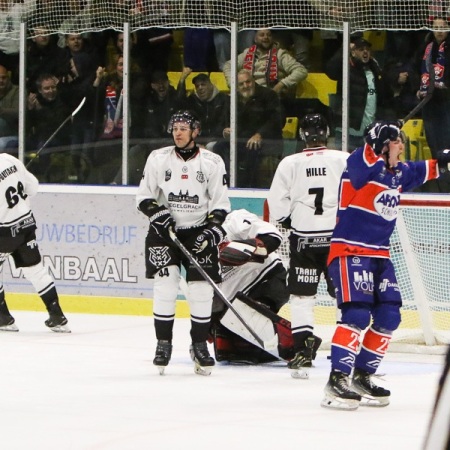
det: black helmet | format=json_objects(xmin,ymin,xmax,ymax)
[
  {"xmin": 298, "ymin": 113, "xmax": 329, "ymax": 144},
  {"xmin": 167, "ymin": 110, "xmax": 201, "ymax": 134}
]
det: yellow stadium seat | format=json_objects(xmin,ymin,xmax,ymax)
[
  {"xmin": 210, "ymin": 72, "xmax": 230, "ymax": 93},
  {"xmin": 363, "ymin": 31, "xmax": 386, "ymax": 52},
  {"xmin": 167, "ymin": 71, "xmax": 181, "ymax": 87},
  {"xmin": 282, "ymin": 117, "xmax": 299, "ymax": 139},
  {"xmin": 296, "ymin": 73, "xmax": 337, "ymax": 106},
  {"xmin": 402, "ymin": 119, "xmax": 430, "ymax": 161}
]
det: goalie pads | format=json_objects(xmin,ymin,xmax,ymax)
[
  {"xmin": 219, "ymin": 238, "xmax": 268, "ymax": 266},
  {"xmin": 216, "ymin": 292, "xmax": 295, "ymax": 362}
]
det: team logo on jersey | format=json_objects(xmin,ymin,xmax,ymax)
[
  {"xmin": 379, "ymin": 278, "xmax": 399, "ymax": 292},
  {"xmin": 196, "ymin": 171, "xmax": 205, "ymax": 183},
  {"xmin": 165, "ymin": 169, "xmax": 172, "ymax": 181},
  {"xmin": 148, "ymin": 246, "xmax": 171, "ymax": 267},
  {"xmin": 168, "ymin": 190, "xmax": 199, "ymax": 204},
  {"xmin": 352, "ymin": 257, "xmax": 361, "ymax": 265},
  {"xmin": 374, "ymin": 189, "xmax": 400, "ymax": 221},
  {"xmin": 182, "ymin": 166, "xmax": 188, "ymax": 173},
  {"xmin": 353, "ymin": 270, "xmax": 374, "ymax": 293}
]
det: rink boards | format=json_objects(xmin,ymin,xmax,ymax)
[{"xmin": 5, "ymin": 185, "xmax": 267, "ymax": 317}]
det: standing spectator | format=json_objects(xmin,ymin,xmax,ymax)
[
  {"xmin": 267, "ymin": 113, "xmax": 348, "ymax": 379},
  {"xmin": 63, "ymin": 33, "xmax": 100, "ymax": 72},
  {"xmin": 27, "ymin": 73, "xmax": 72, "ymax": 180},
  {"xmin": 26, "ymin": 25, "xmax": 70, "ymax": 92},
  {"xmin": 322, "ymin": 121, "xmax": 450, "ymax": 410},
  {"xmin": 133, "ymin": 28, "xmax": 174, "ymax": 76},
  {"xmin": 113, "ymin": 70, "xmax": 182, "ymax": 185},
  {"xmin": 214, "ymin": 70, "xmax": 284, "ymax": 188},
  {"xmin": 0, "ymin": 0, "xmax": 36, "ymax": 83},
  {"xmin": 325, "ymin": 37, "xmax": 388, "ymax": 151},
  {"xmin": 0, "ymin": 64, "xmax": 19, "ymax": 150},
  {"xmin": 223, "ymin": 29, "xmax": 307, "ymax": 100},
  {"xmin": 0, "ymin": 152, "xmax": 70, "ymax": 333},
  {"xmin": 183, "ymin": 28, "xmax": 217, "ymax": 72},
  {"xmin": 178, "ymin": 70, "xmax": 230, "ymax": 149},
  {"xmin": 382, "ymin": 56, "xmax": 421, "ymax": 119},
  {"xmin": 91, "ymin": 54, "xmax": 145, "ymax": 183},
  {"xmin": 136, "ymin": 110, "xmax": 230, "ymax": 376},
  {"xmin": 417, "ymin": 17, "xmax": 450, "ymax": 192}
]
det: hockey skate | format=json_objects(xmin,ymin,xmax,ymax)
[
  {"xmin": 351, "ymin": 368, "xmax": 390, "ymax": 407},
  {"xmin": 189, "ymin": 341, "xmax": 215, "ymax": 376},
  {"xmin": 321, "ymin": 370, "xmax": 362, "ymax": 410},
  {"xmin": 45, "ymin": 314, "xmax": 71, "ymax": 333},
  {"xmin": 288, "ymin": 335, "xmax": 322, "ymax": 379},
  {"xmin": 153, "ymin": 340, "xmax": 173, "ymax": 375},
  {"xmin": 0, "ymin": 313, "xmax": 19, "ymax": 332}
]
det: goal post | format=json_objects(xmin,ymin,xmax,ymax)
[{"xmin": 263, "ymin": 194, "xmax": 450, "ymax": 353}]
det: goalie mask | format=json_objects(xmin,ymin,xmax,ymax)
[
  {"xmin": 167, "ymin": 110, "xmax": 201, "ymax": 134},
  {"xmin": 298, "ymin": 113, "xmax": 330, "ymax": 146}
]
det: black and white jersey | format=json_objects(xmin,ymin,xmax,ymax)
[
  {"xmin": 0, "ymin": 153, "xmax": 38, "ymax": 234},
  {"xmin": 268, "ymin": 147, "xmax": 348, "ymax": 239},
  {"xmin": 220, "ymin": 209, "xmax": 284, "ymax": 298},
  {"xmin": 136, "ymin": 145, "xmax": 230, "ymax": 228}
]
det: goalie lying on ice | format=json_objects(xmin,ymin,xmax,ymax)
[{"xmin": 210, "ymin": 209, "xmax": 319, "ymax": 364}]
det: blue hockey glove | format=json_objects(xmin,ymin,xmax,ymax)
[
  {"xmin": 364, "ymin": 121, "xmax": 402, "ymax": 155},
  {"xmin": 192, "ymin": 224, "xmax": 226, "ymax": 254}
]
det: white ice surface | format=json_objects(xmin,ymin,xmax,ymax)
[{"xmin": 2, "ymin": 311, "xmax": 444, "ymax": 450}]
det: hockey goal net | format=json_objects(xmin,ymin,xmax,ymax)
[{"xmin": 264, "ymin": 194, "xmax": 450, "ymax": 353}]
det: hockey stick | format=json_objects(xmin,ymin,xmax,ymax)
[
  {"xmin": 401, "ymin": 92, "xmax": 433, "ymax": 124},
  {"xmin": 26, "ymin": 97, "xmax": 87, "ymax": 169},
  {"xmin": 169, "ymin": 230, "xmax": 270, "ymax": 349}
]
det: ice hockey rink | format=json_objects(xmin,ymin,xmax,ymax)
[{"xmin": 2, "ymin": 311, "xmax": 445, "ymax": 450}]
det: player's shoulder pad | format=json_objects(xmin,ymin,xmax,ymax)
[{"xmin": 200, "ymin": 148, "xmax": 225, "ymax": 165}]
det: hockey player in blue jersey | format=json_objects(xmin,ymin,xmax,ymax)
[{"xmin": 321, "ymin": 121, "xmax": 450, "ymax": 410}]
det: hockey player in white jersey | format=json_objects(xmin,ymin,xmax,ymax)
[
  {"xmin": 0, "ymin": 153, "xmax": 69, "ymax": 332},
  {"xmin": 210, "ymin": 208, "xmax": 294, "ymax": 364},
  {"xmin": 136, "ymin": 110, "xmax": 230, "ymax": 375},
  {"xmin": 267, "ymin": 113, "xmax": 348, "ymax": 378}
]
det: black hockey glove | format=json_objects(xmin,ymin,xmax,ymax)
[
  {"xmin": 437, "ymin": 149, "xmax": 450, "ymax": 172},
  {"xmin": 279, "ymin": 216, "xmax": 291, "ymax": 230},
  {"xmin": 364, "ymin": 121, "xmax": 402, "ymax": 155},
  {"xmin": 145, "ymin": 204, "xmax": 175, "ymax": 240},
  {"xmin": 192, "ymin": 224, "xmax": 226, "ymax": 254}
]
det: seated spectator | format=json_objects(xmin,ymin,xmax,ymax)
[
  {"xmin": 113, "ymin": 70, "xmax": 182, "ymax": 185},
  {"xmin": 0, "ymin": 65, "xmax": 19, "ymax": 151},
  {"xmin": 177, "ymin": 69, "xmax": 230, "ymax": 150},
  {"xmin": 213, "ymin": 69, "xmax": 283, "ymax": 188},
  {"xmin": 223, "ymin": 29, "xmax": 307, "ymax": 99},
  {"xmin": 27, "ymin": 73, "xmax": 72, "ymax": 180},
  {"xmin": 57, "ymin": 0, "xmax": 92, "ymax": 48},
  {"xmin": 27, "ymin": 25, "xmax": 70, "ymax": 92}
]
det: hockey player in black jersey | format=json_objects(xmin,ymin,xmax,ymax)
[{"xmin": 136, "ymin": 110, "xmax": 231, "ymax": 375}]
